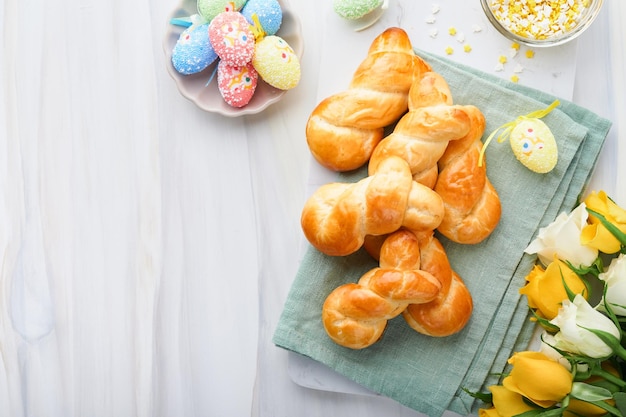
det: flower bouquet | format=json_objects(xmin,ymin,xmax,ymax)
[{"xmin": 476, "ymin": 190, "xmax": 626, "ymax": 417}]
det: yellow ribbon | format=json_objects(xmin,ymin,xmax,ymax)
[
  {"xmin": 477, "ymin": 99, "xmax": 560, "ymax": 167},
  {"xmin": 249, "ymin": 13, "xmax": 266, "ymax": 42}
]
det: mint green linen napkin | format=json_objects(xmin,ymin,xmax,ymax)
[{"xmin": 273, "ymin": 49, "xmax": 611, "ymax": 417}]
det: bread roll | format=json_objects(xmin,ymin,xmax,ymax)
[
  {"xmin": 402, "ymin": 232, "xmax": 473, "ymax": 337},
  {"xmin": 434, "ymin": 107, "xmax": 502, "ymax": 244},
  {"xmin": 306, "ymin": 27, "xmax": 430, "ymax": 172},
  {"xmin": 322, "ymin": 230, "xmax": 441, "ymax": 349},
  {"xmin": 301, "ymin": 156, "xmax": 444, "ymax": 256},
  {"xmin": 368, "ymin": 72, "xmax": 474, "ymax": 188}
]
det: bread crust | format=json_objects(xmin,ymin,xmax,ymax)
[
  {"xmin": 306, "ymin": 27, "xmax": 430, "ymax": 171},
  {"xmin": 322, "ymin": 230, "xmax": 442, "ymax": 349}
]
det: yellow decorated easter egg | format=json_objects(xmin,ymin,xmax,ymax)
[
  {"xmin": 509, "ymin": 119, "xmax": 558, "ymax": 173},
  {"xmin": 252, "ymin": 35, "xmax": 301, "ymax": 90}
]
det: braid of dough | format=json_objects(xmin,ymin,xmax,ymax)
[
  {"xmin": 322, "ymin": 230, "xmax": 442, "ymax": 349},
  {"xmin": 301, "ymin": 156, "xmax": 445, "ymax": 257},
  {"xmin": 402, "ymin": 232, "xmax": 473, "ymax": 337},
  {"xmin": 434, "ymin": 106, "xmax": 502, "ymax": 244},
  {"xmin": 368, "ymin": 72, "xmax": 477, "ymax": 189},
  {"xmin": 306, "ymin": 27, "xmax": 431, "ymax": 172}
]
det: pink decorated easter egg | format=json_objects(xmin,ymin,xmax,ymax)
[
  {"xmin": 217, "ymin": 60, "xmax": 259, "ymax": 107},
  {"xmin": 209, "ymin": 11, "xmax": 255, "ymax": 67}
]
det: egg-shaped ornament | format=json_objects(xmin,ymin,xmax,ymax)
[
  {"xmin": 333, "ymin": 0, "xmax": 389, "ymax": 31},
  {"xmin": 197, "ymin": 0, "xmax": 247, "ymax": 22},
  {"xmin": 209, "ymin": 11, "xmax": 256, "ymax": 67},
  {"xmin": 171, "ymin": 23, "xmax": 218, "ymax": 75},
  {"xmin": 217, "ymin": 60, "xmax": 259, "ymax": 108},
  {"xmin": 509, "ymin": 119, "xmax": 558, "ymax": 174},
  {"xmin": 252, "ymin": 35, "xmax": 301, "ymax": 90},
  {"xmin": 241, "ymin": 0, "xmax": 282, "ymax": 36}
]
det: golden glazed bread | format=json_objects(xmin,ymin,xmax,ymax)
[
  {"xmin": 402, "ymin": 232, "xmax": 473, "ymax": 337},
  {"xmin": 434, "ymin": 106, "xmax": 502, "ymax": 244},
  {"xmin": 301, "ymin": 156, "xmax": 445, "ymax": 257},
  {"xmin": 368, "ymin": 72, "xmax": 476, "ymax": 188},
  {"xmin": 306, "ymin": 27, "xmax": 431, "ymax": 172},
  {"xmin": 322, "ymin": 230, "xmax": 442, "ymax": 349},
  {"xmin": 364, "ymin": 231, "xmax": 473, "ymax": 337}
]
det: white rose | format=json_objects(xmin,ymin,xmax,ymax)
[
  {"xmin": 525, "ymin": 203, "xmax": 598, "ymax": 267},
  {"xmin": 598, "ymin": 253, "xmax": 626, "ymax": 316},
  {"xmin": 539, "ymin": 331, "xmax": 588, "ymax": 372},
  {"xmin": 550, "ymin": 294, "xmax": 621, "ymax": 359}
]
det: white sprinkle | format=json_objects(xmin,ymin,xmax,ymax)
[
  {"xmin": 472, "ymin": 24, "xmax": 483, "ymax": 32},
  {"xmin": 425, "ymin": 15, "xmax": 436, "ymax": 24},
  {"xmin": 429, "ymin": 28, "xmax": 439, "ymax": 38},
  {"xmin": 509, "ymin": 48, "xmax": 519, "ymax": 58},
  {"xmin": 432, "ymin": 4, "xmax": 440, "ymax": 14},
  {"xmin": 456, "ymin": 33, "xmax": 466, "ymax": 43},
  {"xmin": 514, "ymin": 64, "xmax": 524, "ymax": 73},
  {"xmin": 494, "ymin": 63, "xmax": 505, "ymax": 72}
]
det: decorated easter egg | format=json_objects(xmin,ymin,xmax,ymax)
[
  {"xmin": 241, "ymin": 0, "xmax": 283, "ymax": 36},
  {"xmin": 209, "ymin": 11, "xmax": 255, "ymax": 67},
  {"xmin": 171, "ymin": 23, "xmax": 217, "ymax": 75},
  {"xmin": 333, "ymin": 0, "xmax": 384, "ymax": 19},
  {"xmin": 217, "ymin": 60, "xmax": 259, "ymax": 107},
  {"xmin": 197, "ymin": 0, "xmax": 247, "ymax": 22},
  {"xmin": 510, "ymin": 119, "xmax": 558, "ymax": 173},
  {"xmin": 252, "ymin": 35, "xmax": 300, "ymax": 90}
]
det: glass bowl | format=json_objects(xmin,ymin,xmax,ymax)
[
  {"xmin": 480, "ymin": 0, "xmax": 604, "ymax": 47},
  {"xmin": 163, "ymin": 0, "xmax": 303, "ymax": 117}
]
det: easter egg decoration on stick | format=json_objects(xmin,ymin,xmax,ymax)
[{"xmin": 478, "ymin": 100, "xmax": 560, "ymax": 174}]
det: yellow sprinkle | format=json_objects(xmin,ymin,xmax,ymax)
[
  {"xmin": 525, "ymin": 50, "xmax": 535, "ymax": 59},
  {"xmin": 445, "ymin": 46, "xmax": 454, "ymax": 55},
  {"xmin": 448, "ymin": 27, "xmax": 457, "ymax": 36},
  {"xmin": 511, "ymin": 42, "xmax": 520, "ymax": 50},
  {"xmin": 463, "ymin": 44, "xmax": 472, "ymax": 53},
  {"xmin": 498, "ymin": 55, "xmax": 508, "ymax": 64},
  {"xmin": 510, "ymin": 74, "xmax": 520, "ymax": 83}
]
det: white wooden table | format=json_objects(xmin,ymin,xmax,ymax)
[{"xmin": 0, "ymin": 0, "xmax": 623, "ymax": 416}]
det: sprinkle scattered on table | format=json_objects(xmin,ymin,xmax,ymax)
[
  {"xmin": 448, "ymin": 27, "xmax": 457, "ymax": 36},
  {"xmin": 526, "ymin": 50, "xmax": 535, "ymax": 59},
  {"xmin": 463, "ymin": 44, "xmax": 472, "ymax": 53},
  {"xmin": 445, "ymin": 46, "xmax": 454, "ymax": 55}
]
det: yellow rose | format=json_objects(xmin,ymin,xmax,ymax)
[
  {"xmin": 502, "ymin": 351, "xmax": 573, "ymax": 408},
  {"xmin": 520, "ymin": 256, "xmax": 588, "ymax": 320},
  {"xmin": 479, "ymin": 385, "xmax": 539, "ymax": 417},
  {"xmin": 582, "ymin": 190, "xmax": 626, "ymax": 254}
]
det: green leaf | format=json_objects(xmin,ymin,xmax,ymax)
[
  {"xmin": 461, "ymin": 387, "xmax": 492, "ymax": 404},
  {"xmin": 570, "ymin": 382, "xmax": 613, "ymax": 402},
  {"xmin": 585, "ymin": 400, "xmax": 624, "ymax": 417},
  {"xmin": 615, "ymin": 392, "xmax": 626, "ymax": 416},
  {"xmin": 515, "ymin": 408, "xmax": 563, "ymax": 417}
]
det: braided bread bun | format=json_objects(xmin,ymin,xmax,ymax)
[
  {"xmin": 402, "ymin": 232, "xmax": 473, "ymax": 337},
  {"xmin": 301, "ymin": 156, "xmax": 444, "ymax": 256},
  {"xmin": 322, "ymin": 230, "xmax": 442, "ymax": 349},
  {"xmin": 368, "ymin": 72, "xmax": 474, "ymax": 188},
  {"xmin": 306, "ymin": 27, "xmax": 430, "ymax": 172},
  {"xmin": 434, "ymin": 106, "xmax": 501, "ymax": 244}
]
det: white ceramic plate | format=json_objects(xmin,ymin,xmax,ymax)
[{"xmin": 163, "ymin": 0, "xmax": 304, "ymax": 117}]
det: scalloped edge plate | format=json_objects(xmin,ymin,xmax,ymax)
[{"xmin": 162, "ymin": 0, "xmax": 304, "ymax": 117}]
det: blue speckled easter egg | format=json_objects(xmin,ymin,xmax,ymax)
[
  {"xmin": 241, "ymin": 0, "xmax": 282, "ymax": 36},
  {"xmin": 252, "ymin": 35, "xmax": 300, "ymax": 90},
  {"xmin": 172, "ymin": 23, "xmax": 218, "ymax": 75}
]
